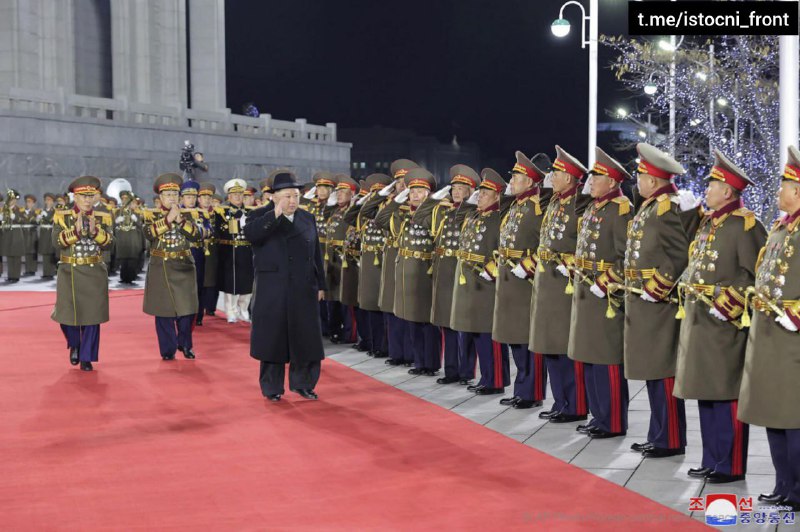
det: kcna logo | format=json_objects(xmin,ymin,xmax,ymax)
[{"xmin": 689, "ymin": 494, "xmax": 743, "ymax": 526}]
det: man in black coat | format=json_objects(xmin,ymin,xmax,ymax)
[{"xmin": 244, "ymin": 171, "xmax": 327, "ymax": 402}]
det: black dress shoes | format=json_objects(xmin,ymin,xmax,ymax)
[
  {"xmin": 296, "ymin": 389, "xmax": 318, "ymax": 400},
  {"xmin": 354, "ymin": 343, "xmax": 370, "ymax": 352},
  {"xmin": 329, "ymin": 335, "xmax": 342, "ymax": 344},
  {"xmin": 408, "ymin": 368, "xmax": 424, "ymax": 375},
  {"xmin": 161, "ymin": 353, "xmax": 175, "ymax": 361},
  {"xmin": 436, "ymin": 376, "xmax": 460, "ymax": 385},
  {"xmin": 466, "ymin": 383, "xmax": 481, "ymax": 392},
  {"xmin": 80, "ymin": 361, "xmax": 93, "ymax": 371},
  {"xmin": 780, "ymin": 500, "xmax": 800, "ymax": 512},
  {"xmin": 687, "ymin": 467, "xmax": 712, "ymax": 478},
  {"xmin": 576, "ymin": 423, "xmax": 595, "ymax": 434},
  {"xmin": 475, "ymin": 387, "xmax": 504, "ymax": 395},
  {"xmin": 177, "ymin": 346, "xmax": 196, "ymax": 359},
  {"xmin": 422, "ymin": 370, "xmax": 438, "ymax": 377},
  {"xmin": 513, "ymin": 399, "xmax": 542, "ymax": 409},
  {"xmin": 265, "ymin": 394, "xmax": 281, "ymax": 402},
  {"xmin": 588, "ymin": 428, "xmax": 626, "ymax": 439},
  {"xmin": 705, "ymin": 471, "xmax": 745, "ymax": 484},
  {"xmin": 371, "ymin": 350, "xmax": 389, "ymax": 358},
  {"xmin": 630, "ymin": 441, "xmax": 654, "ymax": 452},
  {"xmin": 70, "ymin": 347, "xmax": 79, "ymax": 366},
  {"xmin": 538, "ymin": 410, "xmax": 558, "ymax": 420},
  {"xmin": 758, "ymin": 492, "xmax": 785, "ymax": 504},
  {"xmin": 642, "ymin": 447, "xmax": 685, "ymax": 458},
  {"xmin": 195, "ymin": 315, "xmax": 203, "ymax": 326},
  {"xmin": 207, "ymin": 310, "xmax": 216, "ymax": 317},
  {"xmin": 458, "ymin": 379, "xmax": 472, "ymax": 386},
  {"xmin": 402, "ymin": 362, "xmax": 414, "ymax": 367},
  {"xmin": 499, "ymin": 397, "xmax": 519, "ymax": 406},
  {"xmin": 385, "ymin": 359, "xmax": 403, "ymax": 366},
  {"xmin": 549, "ymin": 413, "xmax": 588, "ymax": 423}
]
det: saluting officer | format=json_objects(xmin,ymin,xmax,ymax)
[
  {"xmin": 530, "ymin": 145, "xmax": 592, "ymax": 423},
  {"xmin": 197, "ymin": 183, "xmax": 219, "ymax": 318},
  {"xmin": 301, "ymin": 171, "xmax": 337, "ymax": 336},
  {"xmin": 260, "ymin": 175, "xmax": 275, "ymax": 206},
  {"xmin": 349, "ymin": 173, "xmax": 393, "ymax": 357},
  {"xmin": 38, "ymin": 192, "xmax": 58, "ymax": 280},
  {"xmin": 50, "ymin": 176, "xmax": 113, "ymax": 371},
  {"xmin": 143, "ymin": 173, "xmax": 202, "ymax": 360},
  {"xmin": 214, "ymin": 178, "xmax": 254, "ymax": 323},
  {"xmin": 180, "ymin": 181, "xmax": 213, "ymax": 326},
  {"xmin": 1, "ymin": 190, "xmax": 25, "ymax": 283},
  {"xmin": 495, "ymin": 151, "xmax": 551, "ymax": 409},
  {"xmin": 22, "ymin": 194, "xmax": 40, "ymax": 276},
  {"xmin": 431, "ymin": 165, "xmax": 477, "ymax": 385},
  {"xmin": 451, "ymin": 169, "xmax": 509, "ymax": 394},
  {"xmin": 385, "ymin": 168, "xmax": 442, "ymax": 375},
  {"xmin": 674, "ymin": 149, "xmax": 766, "ymax": 483},
  {"xmin": 340, "ymin": 181, "xmax": 371, "ymax": 351},
  {"xmin": 373, "ymin": 160, "xmax": 419, "ymax": 366},
  {"xmin": 624, "ymin": 142, "xmax": 701, "ymax": 458},
  {"xmin": 738, "ymin": 145, "xmax": 800, "ymax": 510},
  {"xmin": 567, "ymin": 147, "xmax": 633, "ymax": 438}
]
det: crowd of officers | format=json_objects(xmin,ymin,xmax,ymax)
[{"xmin": 305, "ymin": 143, "xmax": 800, "ymax": 510}]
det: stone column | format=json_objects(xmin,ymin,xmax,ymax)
[{"xmin": 188, "ymin": 0, "xmax": 226, "ymax": 112}]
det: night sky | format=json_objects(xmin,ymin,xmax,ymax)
[{"xmin": 225, "ymin": 0, "xmax": 633, "ymax": 166}]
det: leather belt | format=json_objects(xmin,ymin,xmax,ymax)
[
  {"xmin": 688, "ymin": 283, "xmax": 716, "ymax": 296},
  {"xmin": 318, "ymin": 237, "xmax": 328, "ymax": 244},
  {"xmin": 498, "ymin": 247, "xmax": 526, "ymax": 260},
  {"xmin": 624, "ymin": 268, "xmax": 656, "ymax": 280},
  {"xmin": 435, "ymin": 247, "xmax": 457, "ymax": 257},
  {"xmin": 60, "ymin": 254, "xmax": 102, "ymax": 265},
  {"xmin": 327, "ymin": 239, "xmax": 345, "ymax": 247},
  {"xmin": 190, "ymin": 242, "xmax": 203, "ymax": 249},
  {"xmin": 456, "ymin": 250, "xmax": 486, "ymax": 262},
  {"xmin": 575, "ymin": 257, "xmax": 612, "ymax": 272},
  {"xmin": 151, "ymin": 249, "xmax": 192, "ymax": 259},
  {"xmin": 345, "ymin": 249, "xmax": 361, "ymax": 257},
  {"xmin": 399, "ymin": 247, "xmax": 433, "ymax": 260},
  {"xmin": 361, "ymin": 244, "xmax": 383, "ymax": 253},
  {"xmin": 217, "ymin": 239, "xmax": 250, "ymax": 246}
]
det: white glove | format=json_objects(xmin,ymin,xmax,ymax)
[
  {"xmin": 378, "ymin": 181, "xmax": 396, "ymax": 197},
  {"xmin": 303, "ymin": 186, "xmax": 317, "ymax": 200},
  {"xmin": 356, "ymin": 193, "xmax": 370, "ymax": 206},
  {"xmin": 556, "ymin": 264, "xmax": 569, "ymax": 277},
  {"xmin": 590, "ymin": 283, "xmax": 606, "ymax": 299},
  {"xmin": 640, "ymin": 292, "xmax": 658, "ymax": 303},
  {"xmin": 504, "ymin": 183, "xmax": 514, "ymax": 196},
  {"xmin": 326, "ymin": 194, "xmax": 337, "ymax": 207},
  {"xmin": 675, "ymin": 189, "xmax": 701, "ymax": 212},
  {"xmin": 542, "ymin": 172, "xmax": 554, "ymax": 189},
  {"xmin": 239, "ymin": 214, "xmax": 247, "ymax": 228},
  {"xmin": 466, "ymin": 190, "xmax": 479, "ymax": 205},
  {"xmin": 131, "ymin": 214, "xmax": 138, "ymax": 222},
  {"xmin": 709, "ymin": 307, "xmax": 728, "ymax": 322},
  {"xmin": 10, "ymin": 212, "xmax": 15, "ymax": 221},
  {"xmin": 431, "ymin": 185, "xmax": 451, "ymax": 201},
  {"xmin": 581, "ymin": 176, "xmax": 593, "ymax": 195},
  {"xmin": 511, "ymin": 263, "xmax": 528, "ymax": 279},
  {"xmin": 479, "ymin": 270, "xmax": 493, "ymax": 282},
  {"xmin": 115, "ymin": 216, "xmax": 124, "ymax": 224},
  {"xmin": 776, "ymin": 313, "xmax": 799, "ymax": 332},
  {"xmin": 394, "ymin": 188, "xmax": 410, "ymax": 204}
]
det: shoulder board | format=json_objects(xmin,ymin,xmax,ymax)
[
  {"xmin": 213, "ymin": 206, "xmax": 227, "ymax": 216},
  {"xmin": 611, "ymin": 196, "xmax": 631, "ymax": 216},
  {"xmin": 771, "ymin": 219, "xmax": 782, "ymax": 232},
  {"xmin": 53, "ymin": 209, "xmax": 71, "ymax": 227},
  {"xmin": 181, "ymin": 208, "xmax": 199, "ymax": 219},
  {"xmin": 35, "ymin": 208, "xmax": 42, "ymax": 215},
  {"xmin": 731, "ymin": 207, "xmax": 756, "ymax": 232},
  {"xmin": 656, "ymin": 194, "xmax": 672, "ymax": 216},
  {"xmin": 399, "ymin": 205, "xmax": 411, "ymax": 212},
  {"xmin": 526, "ymin": 195, "xmax": 542, "ymax": 216},
  {"xmin": 298, "ymin": 204, "xmax": 310, "ymax": 212},
  {"xmin": 789, "ymin": 217, "xmax": 800, "ymax": 234},
  {"xmin": 142, "ymin": 209, "xmax": 158, "ymax": 221}
]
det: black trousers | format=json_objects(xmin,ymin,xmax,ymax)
[
  {"xmin": 118, "ymin": 258, "xmax": 139, "ymax": 283},
  {"xmin": 259, "ymin": 360, "xmax": 321, "ymax": 396}
]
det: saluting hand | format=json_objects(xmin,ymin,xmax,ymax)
[
  {"xmin": 318, "ymin": 290, "xmax": 324, "ymax": 302},
  {"xmin": 88, "ymin": 213, "xmax": 96, "ymax": 235},
  {"xmin": 74, "ymin": 210, "xmax": 83, "ymax": 232},
  {"xmin": 274, "ymin": 196, "xmax": 289, "ymax": 218}
]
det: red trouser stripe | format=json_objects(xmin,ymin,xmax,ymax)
[
  {"xmin": 664, "ymin": 377, "xmax": 679, "ymax": 449},
  {"xmin": 439, "ymin": 327, "xmax": 445, "ymax": 362},
  {"xmin": 573, "ymin": 361, "xmax": 587, "ymax": 415},
  {"xmin": 533, "ymin": 352, "xmax": 544, "ymax": 401},
  {"xmin": 731, "ymin": 401, "xmax": 743, "ymax": 476},
  {"xmin": 492, "ymin": 341, "xmax": 502, "ymax": 389},
  {"xmin": 349, "ymin": 307, "xmax": 358, "ymax": 342},
  {"xmin": 608, "ymin": 366, "xmax": 618, "ymax": 433}
]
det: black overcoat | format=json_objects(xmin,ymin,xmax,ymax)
[{"xmin": 244, "ymin": 207, "xmax": 326, "ymax": 364}]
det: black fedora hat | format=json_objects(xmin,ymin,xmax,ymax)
[{"xmin": 271, "ymin": 171, "xmax": 303, "ymax": 191}]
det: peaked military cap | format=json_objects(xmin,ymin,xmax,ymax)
[
  {"xmin": 334, "ymin": 174, "xmax": 358, "ymax": 193},
  {"xmin": 223, "ymin": 178, "xmax": 247, "ymax": 194},
  {"xmin": 636, "ymin": 143, "xmax": 686, "ymax": 179},
  {"xmin": 404, "ymin": 168, "xmax": 437, "ymax": 190},
  {"xmin": 591, "ymin": 147, "xmax": 632, "ymax": 183},
  {"xmin": 69, "ymin": 176, "xmax": 102, "ymax": 196},
  {"xmin": 552, "ymin": 145, "xmax": 588, "ymax": 179},
  {"xmin": 198, "ymin": 182, "xmax": 216, "ymax": 196},
  {"xmin": 479, "ymin": 168, "xmax": 505, "ymax": 193},
  {"xmin": 313, "ymin": 171, "xmax": 336, "ymax": 188},
  {"xmin": 153, "ymin": 173, "xmax": 183, "ymax": 194},
  {"xmin": 449, "ymin": 164, "xmax": 479, "ymax": 188},
  {"xmin": 708, "ymin": 149, "xmax": 753, "ymax": 191},
  {"xmin": 365, "ymin": 173, "xmax": 392, "ymax": 192},
  {"xmin": 783, "ymin": 145, "xmax": 800, "ymax": 184},
  {"xmin": 390, "ymin": 159, "xmax": 419, "ymax": 181},
  {"xmin": 180, "ymin": 181, "xmax": 200, "ymax": 195}
]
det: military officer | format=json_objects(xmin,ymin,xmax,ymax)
[
  {"xmin": 530, "ymin": 146, "xmax": 592, "ymax": 423},
  {"xmin": 431, "ymin": 165, "xmax": 478, "ymax": 384},
  {"xmin": 349, "ymin": 173, "xmax": 393, "ymax": 357},
  {"xmin": 50, "ymin": 176, "xmax": 113, "ymax": 371},
  {"xmin": 373, "ymin": 159, "xmax": 418, "ymax": 366},
  {"xmin": 37, "ymin": 192, "xmax": 58, "ymax": 279},
  {"xmin": 114, "ymin": 190, "xmax": 145, "ymax": 284},
  {"xmin": 244, "ymin": 186, "xmax": 257, "ymax": 207},
  {"xmin": 567, "ymin": 147, "xmax": 634, "ymax": 437},
  {"xmin": 673, "ymin": 150, "xmax": 766, "ymax": 482},
  {"xmin": 260, "ymin": 175, "xmax": 275, "ymax": 206},
  {"xmin": 451, "ymin": 168, "xmax": 509, "ymax": 394},
  {"xmin": 214, "ymin": 178, "xmax": 254, "ymax": 323},
  {"xmin": 143, "ymin": 173, "xmax": 202, "ymax": 360},
  {"xmin": 341, "ymin": 183, "xmax": 372, "ymax": 352},
  {"xmin": 22, "ymin": 194, "xmax": 39, "ymax": 276},
  {"xmin": 624, "ymin": 142, "xmax": 701, "ymax": 458},
  {"xmin": 301, "ymin": 171, "xmax": 337, "ymax": 336},
  {"xmin": 180, "ymin": 181, "xmax": 213, "ymax": 326},
  {"xmin": 1, "ymin": 189, "xmax": 25, "ymax": 283},
  {"xmin": 384, "ymin": 168, "xmax": 442, "ymax": 375},
  {"xmin": 494, "ymin": 152, "xmax": 551, "ymax": 408},
  {"xmin": 197, "ymin": 183, "xmax": 219, "ymax": 318},
  {"xmin": 738, "ymin": 145, "xmax": 800, "ymax": 510}
]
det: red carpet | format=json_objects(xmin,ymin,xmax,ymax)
[{"xmin": 0, "ymin": 291, "xmax": 706, "ymax": 530}]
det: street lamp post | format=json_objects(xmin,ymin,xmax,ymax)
[{"xmin": 551, "ymin": 0, "xmax": 598, "ymax": 166}]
